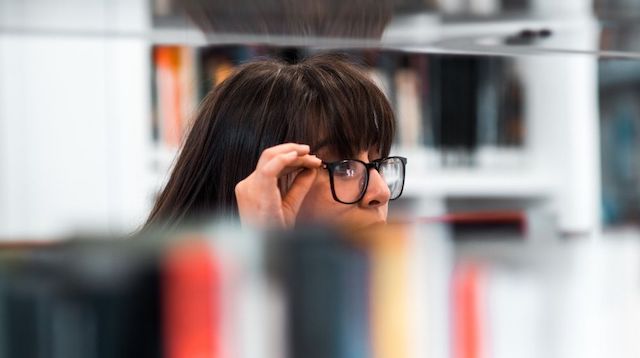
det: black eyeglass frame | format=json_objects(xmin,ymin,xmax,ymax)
[{"xmin": 321, "ymin": 156, "xmax": 407, "ymax": 204}]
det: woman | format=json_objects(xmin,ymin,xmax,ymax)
[{"xmin": 144, "ymin": 53, "xmax": 406, "ymax": 231}]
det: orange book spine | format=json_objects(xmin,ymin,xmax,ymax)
[{"xmin": 155, "ymin": 46, "xmax": 183, "ymax": 148}]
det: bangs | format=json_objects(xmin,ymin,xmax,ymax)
[{"xmin": 292, "ymin": 54, "xmax": 396, "ymax": 159}]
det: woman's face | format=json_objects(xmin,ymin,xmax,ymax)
[{"xmin": 296, "ymin": 148, "xmax": 391, "ymax": 229}]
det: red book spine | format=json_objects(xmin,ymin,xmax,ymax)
[
  {"xmin": 163, "ymin": 240, "xmax": 222, "ymax": 358},
  {"xmin": 452, "ymin": 263, "xmax": 484, "ymax": 358}
]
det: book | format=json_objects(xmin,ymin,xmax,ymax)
[
  {"xmin": 163, "ymin": 237, "xmax": 222, "ymax": 358},
  {"xmin": 153, "ymin": 46, "xmax": 197, "ymax": 149}
]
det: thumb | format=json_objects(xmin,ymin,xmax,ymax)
[{"xmin": 282, "ymin": 168, "xmax": 318, "ymax": 218}]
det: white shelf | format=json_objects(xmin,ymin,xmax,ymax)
[
  {"xmin": 404, "ymin": 169, "xmax": 553, "ymax": 198},
  {"xmin": 396, "ymin": 146, "xmax": 552, "ymax": 197}
]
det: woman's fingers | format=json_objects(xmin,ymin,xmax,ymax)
[
  {"xmin": 236, "ymin": 143, "xmax": 321, "ymax": 230},
  {"xmin": 282, "ymin": 168, "xmax": 318, "ymax": 223},
  {"xmin": 261, "ymin": 152, "xmax": 321, "ymax": 178},
  {"xmin": 257, "ymin": 143, "xmax": 310, "ymax": 166}
]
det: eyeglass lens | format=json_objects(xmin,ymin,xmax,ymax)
[
  {"xmin": 332, "ymin": 160, "xmax": 368, "ymax": 203},
  {"xmin": 331, "ymin": 158, "xmax": 405, "ymax": 203},
  {"xmin": 379, "ymin": 157, "xmax": 405, "ymax": 200}
]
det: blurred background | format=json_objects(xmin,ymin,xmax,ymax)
[
  {"xmin": 3, "ymin": 0, "xmax": 640, "ymax": 239},
  {"xmin": 1, "ymin": 1, "xmax": 640, "ymax": 358}
]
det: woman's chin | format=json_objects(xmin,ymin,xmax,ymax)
[{"xmin": 342, "ymin": 219, "xmax": 386, "ymax": 234}]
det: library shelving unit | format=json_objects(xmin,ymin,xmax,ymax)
[
  {"xmin": 0, "ymin": 218, "xmax": 638, "ymax": 357},
  {"xmin": 147, "ymin": 10, "xmax": 602, "ymax": 238},
  {"xmin": 1, "ymin": 2, "xmax": 640, "ymax": 358},
  {"xmin": 0, "ymin": 0, "xmax": 629, "ymax": 240}
]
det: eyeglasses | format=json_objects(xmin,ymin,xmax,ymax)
[{"xmin": 321, "ymin": 156, "xmax": 407, "ymax": 204}]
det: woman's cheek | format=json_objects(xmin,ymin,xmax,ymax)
[{"xmin": 297, "ymin": 180, "xmax": 348, "ymax": 221}]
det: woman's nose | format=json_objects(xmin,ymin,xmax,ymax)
[{"xmin": 360, "ymin": 168, "xmax": 391, "ymax": 207}]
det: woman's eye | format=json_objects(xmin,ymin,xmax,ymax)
[
  {"xmin": 335, "ymin": 163, "xmax": 358, "ymax": 178},
  {"xmin": 336, "ymin": 168, "xmax": 355, "ymax": 177}
]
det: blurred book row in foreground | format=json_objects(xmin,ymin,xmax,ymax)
[{"xmin": 0, "ymin": 220, "xmax": 638, "ymax": 358}]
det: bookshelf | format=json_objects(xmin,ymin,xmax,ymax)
[
  {"xmin": 147, "ymin": 38, "xmax": 600, "ymax": 236},
  {"xmin": 0, "ymin": 0, "xmax": 623, "ymax": 239},
  {"xmin": 2, "ymin": 2, "xmax": 640, "ymax": 357},
  {"xmin": 0, "ymin": 222, "xmax": 638, "ymax": 357}
]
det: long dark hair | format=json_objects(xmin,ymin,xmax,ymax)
[{"xmin": 143, "ymin": 53, "xmax": 395, "ymax": 231}]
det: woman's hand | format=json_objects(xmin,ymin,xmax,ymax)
[{"xmin": 235, "ymin": 143, "xmax": 322, "ymax": 229}]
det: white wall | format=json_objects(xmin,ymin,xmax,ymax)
[{"xmin": 0, "ymin": 0, "xmax": 152, "ymax": 239}]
